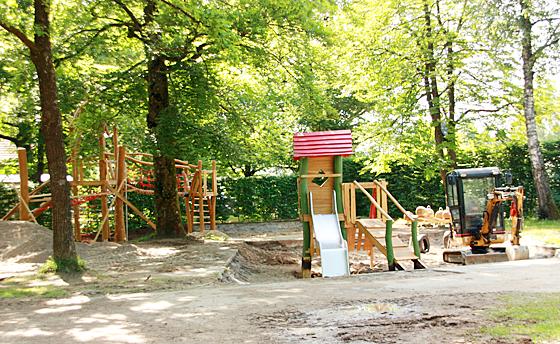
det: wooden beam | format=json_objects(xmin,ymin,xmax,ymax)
[
  {"xmin": 374, "ymin": 180, "xmax": 415, "ymax": 221},
  {"xmin": 114, "ymin": 145, "xmax": 126, "ymax": 242},
  {"xmin": 354, "ymin": 181, "xmax": 393, "ymax": 221},
  {"xmin": 94, "ymin": 180, "xmax": 125, "ymax": 242},
  {"xmin": 1, "ymin": 181, "xmax": 50, "ymax": 221},
  {"xmin": 18, "ymin": 192, "xmax": 37, "ymax": 224},
  {"xmin": 107, "ymin": 184, "xmax": 156, "ymax": 230}
]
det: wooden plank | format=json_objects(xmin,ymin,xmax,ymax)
[
  {"xmin": 350, "ymin": 184, "xmax": 356, "ymax": 224},
  {"xmin": 210, "ymin": 160, "xmax": 217, "ymax": 230},
  {"xmin": 299, "ymin": 173, "xmax": 341, "ymax": 178}
]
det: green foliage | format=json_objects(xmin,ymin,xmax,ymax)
[
  {"xmin": 39, "ymin": 256, "xmax": 86, "ymax": 274},
  {"xmin": 481, "ymin": 293, "xmax": 560, "ymax": 342},
  {"xmin": 458, "ymin": 140, "xmax": 560, "ymax": 216},
  {"xmin": 0, "ymin": 184, "xmax": 17, "ymax": 216},
  {"xmin": 217, "ymin": 175, "xmax": 299, "ymax": 222},
  {"xmin": 343, "ymin": 159, "xmax": 445, "ymax": 218}
]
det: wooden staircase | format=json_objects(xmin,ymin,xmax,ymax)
[{"xmin": 356, "ymin": 219, "xmax": 426, "ymax": 270}]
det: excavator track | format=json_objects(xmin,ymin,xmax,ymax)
[{"xmin": 443, "ymin": 249, "xmax": 509, "ymax": 265}]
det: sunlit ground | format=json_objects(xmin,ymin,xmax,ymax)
[{"xmin": 519, "ymin": 218, "xmax": 560, "ymax": 246}]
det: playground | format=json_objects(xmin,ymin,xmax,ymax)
[
  {"xmin": 1, "ymin": 217, "xmax": 559, "ymax": 343},
  {"xmin": 2, "ymin": 128, "xmax": 559, "ymax": 344}
]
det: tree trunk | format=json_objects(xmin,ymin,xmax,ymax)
[
  {"xmin": 146, "ymin": 56, "xmax": 183, "ymax": 237},
  {"xmin": 34, "ymin": 132, "xmax": 46, "ymax": 183},
  {"xmin": 31, "ymin": 0, "xmax": 77, "ymax": 259},
  {"xmin": 445, "ymin": 40, "xmax": 458, "ymax": 167},
  {"xmin": 519, "ymin": 0, "xmax": 560, "ymax": 219},
  {"xmin": 422, "ymin": 0, "xmax": 447, "ymax": 183}
]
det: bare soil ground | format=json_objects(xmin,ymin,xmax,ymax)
[{"xmin": 1, "ymin": 220, "xmax": 559, "ymax": 343}]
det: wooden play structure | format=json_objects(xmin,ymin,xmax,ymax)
[
  {"xmin": 343, "ymin": 180, "xmax": 426, "ymax": 271},
  {"xmin": 295, "ymin": 130, "xmax": 425, "ymax": 277},
  {"xmin": 295, "ymin": 130, "xmax": 351, "ymax": 278},
  {"xmin": 1, "ymin": 126, "xmax": 217, "ymax": 241}
]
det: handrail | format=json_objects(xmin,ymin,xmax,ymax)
[
  {"xmin": 373, "ymin": 180, "xmax": 421, "ymax": 259},
  {"xmin": 373, "ymin": 180, "xmax": 416, "ymax": 221},
  {"xmin": 353, "ymin": 181, "xmax": 393, "ymax": 221}
]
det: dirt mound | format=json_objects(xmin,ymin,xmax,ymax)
[
  {"xmin": 0, "ymin": 221, "xmax": 53, "ymax": 263},
  {"xmin": 222, "ymin": 241, "xmax": 301, "ymax": 283}
]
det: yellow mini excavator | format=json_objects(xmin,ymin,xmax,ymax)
[{"xmin": 443, "ymin": 167, "xmax": 529, "ymax": 264}]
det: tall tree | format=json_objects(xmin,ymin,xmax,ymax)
[
  {"xmin": 518, "ymin": 0, "xmax": 560, "ymax": 219},
  {"xmin": 1, "ymin": 0, "xmax": 78, "ymax": 262},
  {"xmin": 94, "ymin": 0, "xmax": 334, "ymax": 235}
]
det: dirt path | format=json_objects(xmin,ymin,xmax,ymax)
[{"xmin": 1, "ymin": 258, "xmax": 559, "ymax": 344}]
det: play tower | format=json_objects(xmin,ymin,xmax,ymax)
[{"xmin": 294, "ymin": 130, "xmax": 353, "ymax": 278}]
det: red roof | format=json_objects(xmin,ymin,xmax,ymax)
[{"xmin": 293, "ymin": 130, "xmax": 353, "ymax": 160}]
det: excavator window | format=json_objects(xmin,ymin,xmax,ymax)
[{"xmin": 462, "ymin": 177, "xmax": 498, "ymax": 233}]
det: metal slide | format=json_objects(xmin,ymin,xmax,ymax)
[{"xmin": 310, "ymin": 191, "xmax": 350, "ymax": 277}]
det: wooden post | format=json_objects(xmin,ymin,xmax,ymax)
[
  {"xmin": 381, "ymin": 180, "xmax": 388, "ymax": 218},
  {"xmin": 210, "ymin": 160, "xmax": 217, "ymax": 231},
  {"xmin": 114, "ymin": 145, "xmax": 126, "ymax": 242},
  {"xmin": 411, "ymin": 219, "xmax": 421, "ymax": 259},
  {"xmin": 99, "ymin": 132, "xmax": 110, "ymax": 241},
  {"xmin": 197, "ymin": 160, "xmax": 204, "ymax": 233},
  {"xmin": 385, "ymin": 220, "xmax": 395, "ymax": 271},
  {"xmin": 17, "ymin": 148, "xmax": 30, "ymax": 221},
  {"xmin": 299, "ymin": 158, "xmax": 312, "ymax": 278},
  {"xmin": 185, "ymin": 165, "xmax": 193, "ymax": 233},
  {"xmin": 333, "ymin": 156, "xmax": 346, "ymax": 240},
  {"xmin": 375, "ymin": 184, "xmax": 381, "ymax": 219}
]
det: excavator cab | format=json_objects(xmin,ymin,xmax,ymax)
[{"xmin": 446, "ymin": 167, "xmax": 505, "ymax": 242}]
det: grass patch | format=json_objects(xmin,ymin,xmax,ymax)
[
  {"xmin": 39, "ymin": 256, "xmax": 86, "ymax": 274},
  {"xmin": 0, "ymin": 278, "xmax": 68, "ymax": 299},
  {"xmin": 518, "ymin": 218, "xmax": 560, "ymax": 245},
  {"xmin": 481, "ymin": 293, "xmax": 560, "ymax": 343}
]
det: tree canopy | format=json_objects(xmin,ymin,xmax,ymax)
[{"xmin": 1, "ymin": 0, "xmax": 559, "ymax": 221}]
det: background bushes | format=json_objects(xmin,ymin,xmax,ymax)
[{"xmin": 2, "ymin": 140, "xmax": 557, "ymax": 232}]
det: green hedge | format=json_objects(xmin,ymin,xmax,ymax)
[
  {"xmin": 0, "ymin": 184, "xmax": 18, "ymax": 217},
  {"xmin": 5, "ymin": 140, "xmax": 554, "ymax": 230},
  {"xmin": 213, "ymin": 140, "xmax": 559, "ymax": 221},
  {"xmin": 216, "ymin": 176, "xmax": 298, "ymax": 221}
]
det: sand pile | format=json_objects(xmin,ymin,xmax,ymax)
[{"xmin": 0, "ymin": 221, "xmax": 53, "ymax": 263}]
